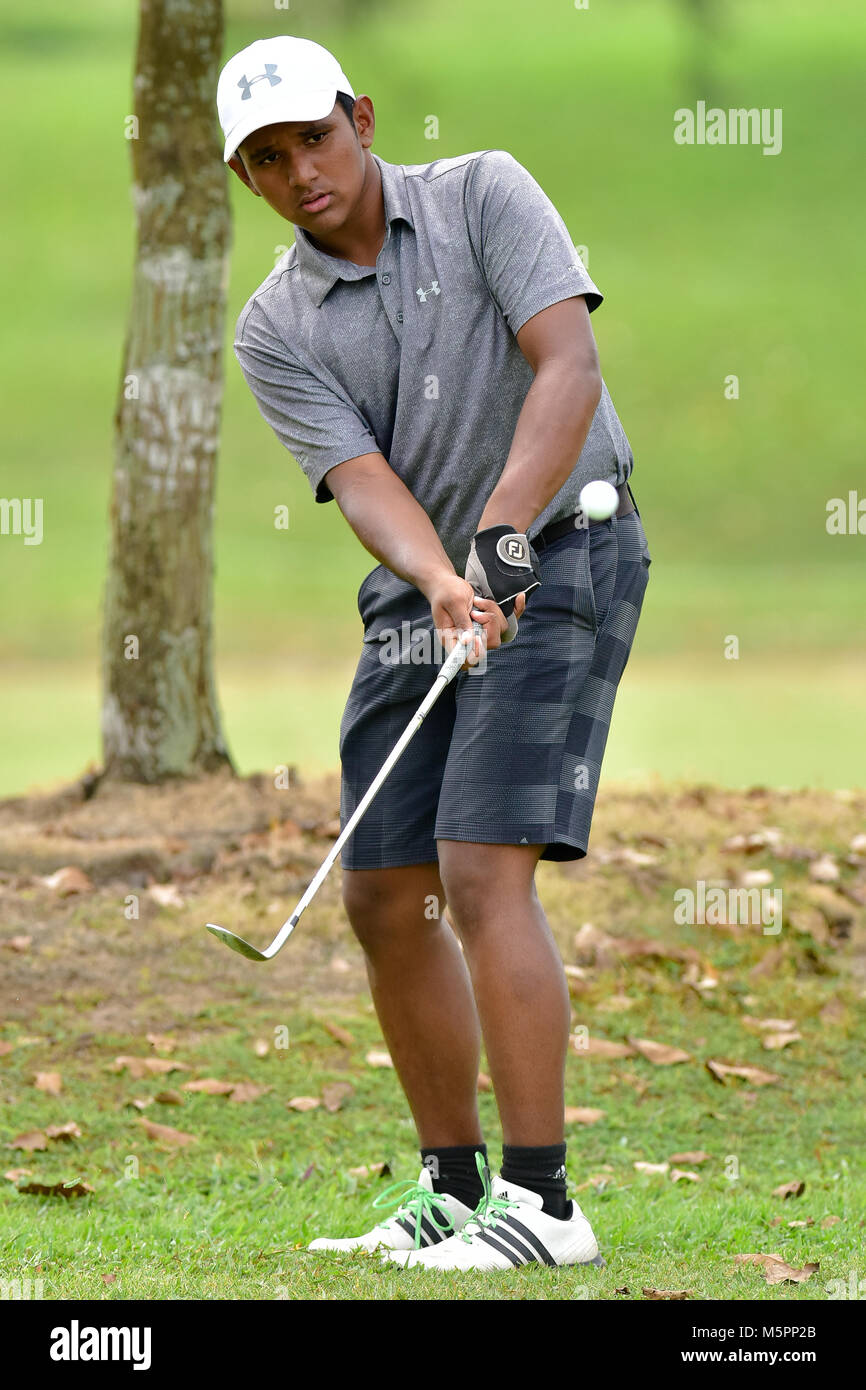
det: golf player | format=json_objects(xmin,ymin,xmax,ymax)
[{"xmin": 217, "ymin": 36, "xmax": 651, "ymax": 1271}]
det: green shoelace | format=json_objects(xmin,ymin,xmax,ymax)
[
  {"xmin": 371, "ymin": 1179, "xmax": 455, "ymax": 1250},
  {"xmin": 458, "ymin": 1152, "xmax": 518, "ymax": 1243}
]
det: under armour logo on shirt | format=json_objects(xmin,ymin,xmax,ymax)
[
  {"xmin": 422, "ymin": 1155, "xmax": 440, "ymax": 1178},
  {"xmin": 416, "ymin": 281, "xmax": 441, "ymax": 303},
  {"xmin": 237, "ymin": 65, "xmax": 281, "ymax": 100}
]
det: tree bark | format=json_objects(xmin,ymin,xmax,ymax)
[{"xmin": 102, "ymin": 0, "xmax": 234, "ymax": 783}]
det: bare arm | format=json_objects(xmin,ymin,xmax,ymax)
[
  {"xmin": 325, "ymin": 452, "xmax": 455, "ymax": 598},
  {"xmin": 325, "ymin": 452, "xmax": 522, "ymax": 659},
  {"xmin": 477, "ymin": 297, "xmax": 603, "ymax": 532}
]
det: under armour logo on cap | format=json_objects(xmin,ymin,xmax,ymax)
[
  {"xmin": 496, "ymin": 534, "xmax": 531, "ymax": 567},
  {"xmin": 237, "ymin": 64, "xmax": 282, "ymax": 100}
]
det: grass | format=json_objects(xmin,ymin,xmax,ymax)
[
  {"xmin": 1, "ymin": 976, "xmax": 862, "ymax": 1300},
  {"xmin": 1, "ymin": 777, "xmax": 863, "ymax": 1300}
]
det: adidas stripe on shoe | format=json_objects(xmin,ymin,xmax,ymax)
[
  {"xmin": 387, "ymin": 1157, "xmax": 606, "ymax": 1271},
  {"xmin": 307, "ymin": 1165, "xmax": 476, "ymax": 1254}
]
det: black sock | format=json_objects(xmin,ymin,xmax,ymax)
[
  {"xmin": 501, "ymin": 1142, "xmax": 571, "ymax": 1220},
  {"xmin": 420, "ymin": 1144, "xmax": 487, "ymax": 1213}
]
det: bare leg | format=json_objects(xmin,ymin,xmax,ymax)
[
  {"xmin": 437, "ymin": 840, "xmax": 569, "ymax": 1146},
  {"xmin": 342, "ymin": 862, "xmax": 483, "ymax": 1148}
]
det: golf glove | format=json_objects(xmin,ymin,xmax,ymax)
[{"xmin": 464, "ymin": 524, "xmax": 542, "ymax": 644}]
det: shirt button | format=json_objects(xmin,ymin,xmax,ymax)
[
  {"xmin": 396, "ymin": 311, "xmax": 403, "ymax": 323},
  {"xmin": 381, "ymin": 273, "xmax": 391, "ymax": 285}
]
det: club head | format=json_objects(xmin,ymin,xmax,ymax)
[{"xmin": 206, "ymin": 923, "xmax": 269, "ymax": 962}]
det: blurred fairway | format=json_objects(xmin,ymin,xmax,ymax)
[{"xmin": 1, "ymin": 0, "xmax": 864, "ymax": 794}]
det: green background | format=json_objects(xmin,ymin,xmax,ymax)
[{"xmin": 1, "ymin": 0, "xmax": 863, "ymax": 794}]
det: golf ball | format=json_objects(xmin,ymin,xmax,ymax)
[{"xmin": 579, "ymin": 480, "xmax": 619, "ymax": 521}]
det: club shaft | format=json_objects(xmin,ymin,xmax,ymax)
[{"xmin": 263, "ymin": 620, "xmax": 484, "ymax": 957}]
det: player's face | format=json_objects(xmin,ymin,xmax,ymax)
[{"xmin": 231, "ymin": 99, "xmax": 373, "ymax": 234}]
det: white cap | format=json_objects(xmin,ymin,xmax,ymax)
[{"xmin": 217, "ymin": 36, "xmax": 355, "ymax": 164}]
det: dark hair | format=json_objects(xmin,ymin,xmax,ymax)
[{"xmin": 335, "ymin": 91, "xmax": 357, "ymax": 127}]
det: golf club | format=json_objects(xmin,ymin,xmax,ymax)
[{"xmin": 206, "ymin": 608, "xmax": 486, "ymax": 961}]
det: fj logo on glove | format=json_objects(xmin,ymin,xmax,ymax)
[{"xmin": 496, "ymin": 534, "xmax": 531, "ymax": 567}]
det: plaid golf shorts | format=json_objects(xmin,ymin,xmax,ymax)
[{"xmin": 338, "ymin": 505, "xmax": 651, "ymax": 870}]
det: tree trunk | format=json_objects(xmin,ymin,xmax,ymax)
[{"xmin": 101, "ymin": 0, "xmax": 234, "ymax": 783}]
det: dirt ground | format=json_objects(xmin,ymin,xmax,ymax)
[{"xmin": 1, "ymin": 768, "xmax": 864, "ymax": 1034}]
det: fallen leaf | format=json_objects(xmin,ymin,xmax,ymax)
[
  {"xmin": 809, "ymin": 855, "xmax": 839, "ymax": 883},
  {"xmin": 614, "ymin": 938, "xmax": 699, "ymax": 965},
  {"xmin": 153, "ymin": 1090, "xmax": 184, "ymax": 1106},
  {"xmin": 614, "ymin": 1286, "xmax": 631, "ymax": 1296},
  {"xmin": 821, "ymin": 1215, "xmax": 841, "ymax": 1228},
  {"xmin": 102, "ymin": 1273, "xmax": 117, "ymax": 1285},
  {"xmin": 17, "ymin": 1179, "xmax": 94, "ymax": 1199},
  {"xmin": 145, "ymin": 1032, "xmax": 176, "ymax": 1053},
  {"xmin": 740, "ymin": 869, "xmax": 774, "ymax": 888},
  {"xmin": 668, "ymin": 1151, "xmax": 711, "ymax": 1164},
  {"xmin": 129, "ymin": 1098, "xmax": 153, "ymax": 1111},
  {"xmin": 634, "ymin": 1161, "xmax": 669, "ymax": 1175},
  {"xmin": 705, "ymin": 1060, "xmax": 780, "ymax": 1086},
  {"xmin": 596, "ymin": 994, "xmax": 635, "ymax": 1013},
  {"xmin": 722, "ymin": 829, "xmax": 783, "ymax": 854},
  {"xmin": 34, "ymin": 1071, "xmax": 63, "ymax": 1096},
  {"xmin": 182, "ymin": 1079, "xmax": 235, "ymax": 1095},
  {"xmin": 287, "ymin": 1096, "xmax": 320, "ymax": 1111},
  {"xmin": 112, "ymin": 1056, "xmax": 189, "ymax": 1079},
  {"xmin": 818, "ymin": 998, "xmax": 845, "ymax": 1025},
  {"xmin": 139, "ymin": 1119, "xmax": 196, "ymax": 1147},
  {"xmin": 253, "ymin": 1039, "xmax": 269, "ymax": 1058},
  {"xmin": 741, "ymin": 1016, "xmax": 797, "ymax": 1032},
  {"xmin": 564, "ymin": 1107, "xmax": 605, "ymax": 1125},
  {"xmin": 4, "ymin": 1168, "xmax": 33, "ymax": 1181},
  {"xmin": 762, "ymin": 1031, "xmax": 802, "ymax": 1051},
  {"xmin": 147, "ymin": 883, "xmax": 185, "ymax": 907},
  {"xmin": 45, "ymin": 1123, "xmax": 81, "ymax": 1141},
  {"xmin": 642, "ymin": 1288, "xmax": 690, "ymax": 1300},
  {"xmin": 2, "ymin": 936, "xmax": 32, "ymax": 953},
  {"xmin": 9, "ymin": 1131, "xmax": 47, "ymax": 1151},
  {"xmin": 734, "ymin": 1253, "xmax": 818, "ymax": 1285},
  {"xmin": 563, "ymin": 964, "xmax": 588, "ymax": 980},
  {"xmin": 772, "ymin": 1180, "xmax": 805, "ymax": 1199},
  {"xmin": 228, "ymin": 1083, "xmax": 270, "ymax": 1103},
  {"xmin": 787, "ymin": 1219, "xmax": 814, "ymax": 1228},
  {"xmin": 670, "ymin": 1168, "xmax": 701, "ymax": 1183},
  {"xmin": 804, "ymin": 884, "xmax": 854, "ymax": 927},
  {"xmin": 348, "ymin": 1162, "xmax": 391, "ymax": 1180},
  {"xmin": 572, "ymin": 1036, "xmax": 636, "ymax": 1059},
  {"xmin": 321, "ymin": 1082, "xmax": 354, "ymax": 1113},
  {"xmin": 629, "ymin": 1038, "xmax": 691, "ymax": 1065},
  {"xmin": 365, "ymin": 1050, "xmax": 393, "ymax": 1068},
  {"xmin": 749, "ymin": 945, "xmax": 786, "ymax": 979},
  {"xmin": 318, "ymin": 1019, "xmax": 355, "ymax": 1047},
  {"xmin": 41, "ymin": 866, "xmax": 93, "ymax": 896}
]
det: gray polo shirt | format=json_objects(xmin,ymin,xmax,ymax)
[{"xmin": 234, "ymin": 148, "xmax": 634, "ymax": 579}]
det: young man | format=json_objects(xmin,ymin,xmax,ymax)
[{"xmin": 217, "ymin": 35, "xmax": 651, "ymax": 1271}]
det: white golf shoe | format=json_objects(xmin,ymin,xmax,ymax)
[
  {"xmin": 387, "ymin": 1161, "xmax": 605, "ymax": 1271},
  {"xmin": 308, "ymin": 1166, "xmax": 476, "ymax": 1254}
]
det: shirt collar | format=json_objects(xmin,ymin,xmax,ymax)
[{"xmin": 294, "ymin": 153, "xmax": 413, "ymax": 308}]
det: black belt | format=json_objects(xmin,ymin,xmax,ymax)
[{"xmin": 530, "ymin": 481, "xmax": 636, "ymax": 553}]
